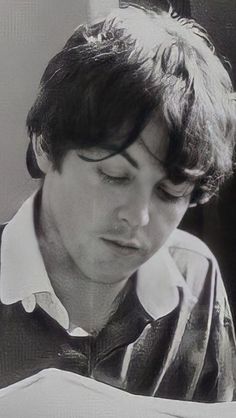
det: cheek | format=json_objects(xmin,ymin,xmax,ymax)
[
  {"xmin": 149, "ymin": 200, "xmax": 189, "ymax": 245},
  {"xmin": 168, "ymin": 200, "xmax": 189, "ymax": 226},
  {"xmin": 52, "ymin": 180, "xmax": 115, "ymax": 239},
  {"xmin": 163, "ymin": 200, "xmax": 190, "ymax": 230}
]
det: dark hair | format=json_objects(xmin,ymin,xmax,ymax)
[{"xmin": 26, "ymin": 4, "xmax": 236, "ymax": 204}]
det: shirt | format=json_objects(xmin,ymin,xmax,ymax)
[
  {"xmin": 0, "ymin": 191, "xmax": 194, "ymax": 332},
  {"xmin": 0, "ymin": 191, "xmax": 235, "ymax": 401}
]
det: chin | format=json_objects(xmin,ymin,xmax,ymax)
[
  {"xmin": 72, "ymin": 250, "xmax": 140, "ymax": 284},
  {"xmin": 86, "ymin": 265, "xmax": 133, "ymax": 285}
]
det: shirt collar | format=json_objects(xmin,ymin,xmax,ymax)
[
  {"xmin": 137, "ymin": 243, "xmax": 195, "ymax": 319},
  {"xmin": 0, "ymin": 192, "xmax": 194, "ymax": 329},
  {"xmin": 0, "ymin": 191, "xmax": 73, "ymax": 332}
]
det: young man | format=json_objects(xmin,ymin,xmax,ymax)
[{"xmin": 0, "ymin": 4, "xmax": 236, "ymax": 402}]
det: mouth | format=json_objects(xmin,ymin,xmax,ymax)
[{"xmin": 100, "ymin": 238, "xmax": 142, "ymax": 255}]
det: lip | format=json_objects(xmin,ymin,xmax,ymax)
[{"xmin": 101, "ymin": 238, "xmax": 142, "ymax": 255}]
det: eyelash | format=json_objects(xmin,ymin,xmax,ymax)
[
  {"xmin": 98, "ymin": 169, "xmax": 185, "ymax": 203},
  {"xmin": 97, "ymin": 169, "xmax": 130, "ymax": 185},
  {"xmin": 155, "ymin": 187, "xmax": 183, "ymax": 203}
]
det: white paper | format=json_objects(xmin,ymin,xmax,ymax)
[{"xmin": 0, "ymin": 368, "xmax": 235, "ymax": 418}]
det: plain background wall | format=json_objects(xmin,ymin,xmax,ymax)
[
  {"xmin": 0, "ymin": 0, "xmax": 120, "ymax": 222},
  {"xmin": 0, "ymin": 0, "xmax": 89, "ymax": 221}
]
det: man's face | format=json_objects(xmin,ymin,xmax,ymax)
[{"xmin": 41, "ymin": 114, "xmax": 194, "ymax": 284}]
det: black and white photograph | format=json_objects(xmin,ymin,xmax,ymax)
[{"xmin": 0, "ymin": 0, "xmax": 236, "ymax": 416}]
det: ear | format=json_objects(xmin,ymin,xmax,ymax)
[{"xmin": 32, "ymin": 135, "xmax": 51, "ymax": 174}]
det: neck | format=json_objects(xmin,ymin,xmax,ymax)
[{"xmin": 34, "ymin": 189, "xmax": 129, "ymax": 334}]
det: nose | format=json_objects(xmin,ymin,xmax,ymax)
[{"xmin": 117, "ymin": 190, "xmax": 150, "ymax": 228}]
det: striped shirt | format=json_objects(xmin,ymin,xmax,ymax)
[{"xmin": 0, "ymin": 192, "xmax": 235, "ymax": 401}]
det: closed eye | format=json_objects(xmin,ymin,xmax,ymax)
[
  {"xmin": 97, "ymin": 168, "xmax": 130, "ymax": 185},
  {"xmin": 156, "ymin": 186, "xmax": 188, "ymax": 203}
]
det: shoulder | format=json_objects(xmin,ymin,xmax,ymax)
[
  {"xmin": 166, "ymin": 228, "xmax": 218, "ymax": 271},
  {"xmin": 166, "ymin": 228, "xmax": 216, "ymax": 261},
  {"xmin": 165, "ymin": 229, "xmax": 221, "ymax": 298}
]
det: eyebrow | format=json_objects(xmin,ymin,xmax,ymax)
[
  {"xmin": 121, "ymin": 143, "xmax": 166, "ymax": 171},
  {"xmin": 121, "ymin": 151, "xmax": 140, "ymax": 169}
]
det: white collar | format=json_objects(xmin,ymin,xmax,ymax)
[
  {"xmin": 0, "ymin": 191, "xmax": 88, "ymax": 336},
  {"xmin": 0, "ymin": 192, "xmax": 194, "ymax": 333},
  {"xmin": 137, "ymin": 243, "xmax": 195, "ymax": 319}
]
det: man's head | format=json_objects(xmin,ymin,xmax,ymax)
[
  {"xmin": 26, "ymin": 4, "xmax": 236, "ymax": 205},
  {"xmin": 25, "ymin": 4, "xmax": 236, "ymax": 283},
  {"xmin": 33, "ymin": 112, "xmax": 195, "ymax": 284}
]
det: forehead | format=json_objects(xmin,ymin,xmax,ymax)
[
  {"xmin": 134, "ymin": 112, "xmax": 169, "ymax": 167},
  {"xmin": 76, "ymin": 113, "xmax": 169, "ymax": 170}
]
